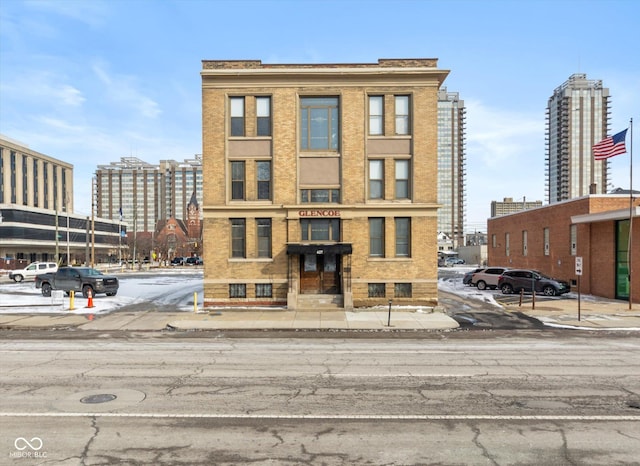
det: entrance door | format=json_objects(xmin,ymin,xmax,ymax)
[
  {"xmin": 616, "ymin": 219, "xmax": 630, "ymax": 300},
  {"xmin": 300, "ymin": 253, "xmax": 340, "ymax": 294}
]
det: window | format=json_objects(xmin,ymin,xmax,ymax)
[
  {"xmin": 543, "ymin": 227, "xmax": 550, "ymax": 256},
  {"xmin": 231, "ymin": 161, "xmax": 245, "ymax": 200},
  {"xmin": 229, "ymin": 284, "xmax": 246, "ymax": 298},
  {"xmin": 394, "ymin": 283, "xmax": 412, "ymax": 298},
  {"xmin": 300, "ymin": 97, "xmax": 339, "ymax": 151},
  {"xmin": 505, "ymin": 233, "xmax": 510, "ymax": 256},
  {"xmin": 256, "ymin": 161, "xmax": 271, "ymax": 200},
  {"xmin": 231, "ymin": 219, "xmax": 246, "ymax": 258},
  {"xmin": 395, "ymin": 218, "xmax": 410, "ymax": 257},
  {"xmin": 33, "ymin": 159, "xmax": 38, "ymax": 207},
  {"xmin": 230, "ymin": 97, "xmax": 245, "ymax": 136},
  {"xmin": 301, "ymin": 219, "xmax": 340, "ymax": 241},
  {"xmin": 301, "ymin": 189, "xmax": 340, "ymax": 203},
  {"xmin": 369, "ymin": 160, "xmax": 384, "ymax": 199},
  {"xmin": 570, "ymin": 224, "xmax": 577, "ymax": 256},
  {"xmin": 368, "ymin": 283, "xmax": 386, "ymax": 298},
  {"xmin": 522, "ymin": 230, "xmax": 528, "ymax": 256},
  {"xmin": 395, "ymin": 160, "xmax": 410, "ymax": 199},
  {"xmin": 369, "ymin": 96, "xmax": 383, "ymax": 135},
  {"xmin": 257, "ymin": 218, "xmax": 272, "ymax": 258},
  {"xmin": 369, "ymin": 218, "xmax": 385, "ymax": 257},
  {"xmin": 256, "ymin": 97, "xmax": 271, "ymax": 136},
  {"xmin": 43, "ymin": 162, "xmax": 48, "ymax": 208},
  {"xmin": 492, "ymin": 234, "xmax": 497, "ymax": 248},
  {"xmin": 10, "ymin": 151, "xmax": 16, "ymax": 203},
  {"xmin": 22, "ymin": 157, "xmax": 28, "ymax": 205},
  {"xmin": 395, "ymin": 96, "xmax": 410, "ymax": 135},
  {"xmin": 256, "ymin": 284, "xmax": 272, "ymax": 298}
]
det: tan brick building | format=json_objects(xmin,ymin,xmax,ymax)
[
  {"xmin": 488, "ymin": 195, "xmax": 639, "ymax": 303},
  {"xmin": 201, "ymin": 59, "xmax": 449, "ymax": 309}
]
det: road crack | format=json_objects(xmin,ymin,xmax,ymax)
[{"xmin": 80, "ymin": 416, "xmax": 99, "ymax": 465}]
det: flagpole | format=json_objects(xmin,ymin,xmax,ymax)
[{"xmin": 628, "ymin": 118, "xmax": 634, "ymax": 310}]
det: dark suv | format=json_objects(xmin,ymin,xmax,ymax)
[
  {"xmin": 185, "ymin": 256, "xmax": 203, "ymax": 266},
  {"xmin": 498, "ymin": 269, "xmax": 571, "ymax": 296}
]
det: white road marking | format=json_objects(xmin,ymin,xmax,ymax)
[{"xmin": 1, "ymin": 412, "xmax": 639, "ymax": 421}]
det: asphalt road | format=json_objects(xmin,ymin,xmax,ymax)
[{"xmin": 2, "ymin": 336, "xmax": 639, "ymax": 465}]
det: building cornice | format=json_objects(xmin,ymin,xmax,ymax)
[{"xmin": 201, "ymin": 59, "xmax": 450, "ymax": 88}]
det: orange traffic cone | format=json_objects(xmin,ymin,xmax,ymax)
[{"xmin": 86, "ymin": 289, "xmax": 95, "ymax": 308}]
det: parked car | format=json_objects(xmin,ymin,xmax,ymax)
[
  {"xmin": 471, "ymin": 267, "xmax": 509, "ymax": 290},
  {"xmin": 185, "ymin": 256, "xmax": 203, "ymax": 266},
  {"xmin": 9, "ymin": 262, "xmax": 58, "ymax": 283},
  {"xmin": 171, "ymin": 257, "xmax": 186, "ymax": 266},
  {"xmin": 498, "ymin": 269, "xmax": 571, "ymax": 296},
  {"xmin": 444, "ymin": 257, "xmax": 465, "ymax": 266},
  {"xmin": 35, "ymin": 266, "xmax": 119, "ymax": 298},
  {"xmin": 463, "ymin": 268, "xmax": 486, "ymax": 286}
]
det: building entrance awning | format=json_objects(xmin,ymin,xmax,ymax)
[
  {"xmin": 286, "ymin": 243, "xmax": 352, "ymax": 255},
  {"xmin": 571, "ymin": 206, "xmax": 639, "ymax": 224}
]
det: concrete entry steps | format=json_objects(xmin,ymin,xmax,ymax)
[{"xmin": 297, "ymin": 294, "xmax": 343, "ymax": 309}]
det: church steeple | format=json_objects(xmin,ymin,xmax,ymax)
[{"xmin": 187, "ymin": 191, "xmax": 200, "ymax": 240}]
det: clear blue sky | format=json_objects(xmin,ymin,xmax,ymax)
[{"xmin": 1, "ymin": 0, "xmax": 638, "ymax": 232}]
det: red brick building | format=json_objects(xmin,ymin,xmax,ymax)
[
  {"xmin": 488, "ymin": 194, "xmax": 639, "ymax": 303},
  {"xmin": 154, "ymin": 192, "xmax": 202, "ymax": 261}
]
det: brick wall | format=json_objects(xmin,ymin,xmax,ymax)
[
  {"xmin": 201, "ymin": 60, "xmax": 447, "ymax": 308},
  {"xmin": 488, "ymin": 196, "xmax": 639, "ymax": 302}
]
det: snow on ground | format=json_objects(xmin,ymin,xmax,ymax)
[
  {"xmin": 438, "ymin": 266, "xmax": 503, "ymax": 307},
  {"xmin": 0, "ymin": 268, "xmax": 204, "ymax": 315},
  {"xmin": 0, "ymin": 264, "xmax": 610, "ymax": 315}
]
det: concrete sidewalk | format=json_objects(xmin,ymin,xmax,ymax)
[
  {"xmin": 1, "ymin": 297, "xmax": 639, "ymax": 332},
  {"xmin": 166, "ymin": 309, "xmax": 459, "ymax": 331},
  {"xmin": 501, "ymin": 295, "xmax": 640, "ymax": 330},
  {"xmin": 0, "ymin": 308, "xmax": 460, "ymax": 332}
]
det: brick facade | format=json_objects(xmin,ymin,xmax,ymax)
[
  {"xmin": 488, "ymin": 195, "xmax": 639, "ymax": 303},
  {"xmin": 201, "ymin": 59, "xmax": 448, "ymax": 309}
]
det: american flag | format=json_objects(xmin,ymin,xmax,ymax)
[{"xmin": 593, "ymin": 129, "xmax": 628, "ymax": 160}]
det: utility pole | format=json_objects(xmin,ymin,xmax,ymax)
[
  {"xmin": 91, "ymin": 176, "xmax": 96, "ymax": 267},
  {"xmin": 85, "ymin": 216, "xmax": 90, "ymax": 266},
  {"xmin": 55, "ymin": 208, "xmax": 59, "ymax": 263},
  {"xmin": 133, "ymin": 215, "xmax": 137, "ymax": 269},
  {"xmin": 66, "ymin": 193, "xmax": 70, "ymax": 265}
]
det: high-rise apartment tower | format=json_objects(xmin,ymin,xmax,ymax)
[
  {"xmin": 96, "ymin": 155, "xmax": 203, "ymax": 232},
  {"xmin": 437, "ymin": 88, "xmax": 466, "ymax": 247},
  {"xmin": 546, "ymin": 73, "xmax": 610, "ymax": 203}
]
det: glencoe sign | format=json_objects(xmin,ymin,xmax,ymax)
[{"xmin": 299, "ymin": 209, "xmax": 340, "ymax": 217}]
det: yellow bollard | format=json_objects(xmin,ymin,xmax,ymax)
[
  {"xmin": 69, "ymin": 290, "xmax": 75, "ymax": 311},
  {"xmin": 193, "ymin": 292, "xmax": 198, "ymax": 313}
]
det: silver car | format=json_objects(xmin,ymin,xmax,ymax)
[{"xmin": 471, "ymin": 267, "xmax": 509, "ymax": 290}]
